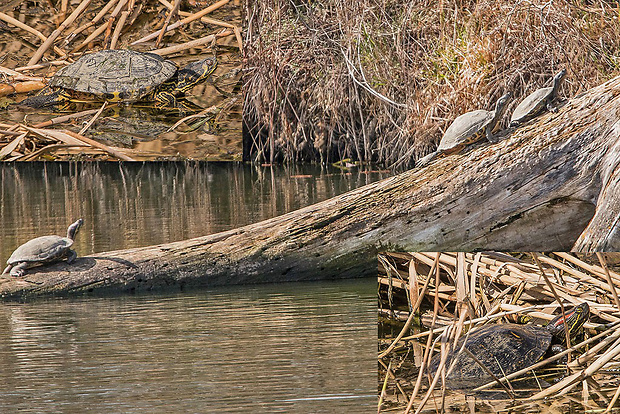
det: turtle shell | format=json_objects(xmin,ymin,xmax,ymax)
[
  {"xmin": 437, "ymin": 109, "xmax": 495, "ymax": 153},
  {"xmin": 50, "ymin": 50, "xmax": 178, "ymax": 102},
  {"xmin": 429, "ymin": 324, "xmax": 552, "ymax": 384},
  {"xmin": 510, "ymin": 86, "xmax": 553, "ymax": 125},
  {"xmin": 7, "ymin": 235, "xmax": 74, "ymax": 265}
]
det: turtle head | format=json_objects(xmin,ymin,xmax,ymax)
[
  {"xmin": 546, "ymin": 302, "xmax": 589, "ymax": 343},
  {"xmin": 491, "ymin": 92, "xmax": 512, "ymax": 124},
  {"xmin": 67, "ymin": 218, "xmax": 84, "ymax": 240},
  {"xmin": 553, "ymin": 68, "xmax": 567, "ymax": 89},
  {"xmin": 174, "ymin": 56, "xmax": 218, "ymax": 94},
  {"xmin": 495, "ymin": 92, "xmax": 512, "ymax": 114}
]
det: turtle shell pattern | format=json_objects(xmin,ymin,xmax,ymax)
[
  {"xmin": 437, "ymin": 110, "xmax": 496, "ymax": 153},
  {"xmin": 429, "ymin": 323, "xmax": 552, "ymax": 382},
  {"xmin": 50, "ymin": 50, "xmax": 178, "ymax": 102},
  {"xmin": 510, "ymin": 87, "xmax": 553, "ymax": 125},
  {"xmin": 7, "ymin": 235, "xmax": 75, "ymax": 265}
]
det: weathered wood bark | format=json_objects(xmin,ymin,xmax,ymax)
[{"xmin": 2, "ymin": 75, "xmax": 620, "ymax": 298}]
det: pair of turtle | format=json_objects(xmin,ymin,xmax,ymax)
[
  {"xmin": 21, "ymin": 49, "xmax": 217, "ymax": 109},
  {"xmin": 2, "ymin": 219, "xmax": 83, "ymax": 277},
  {"xmin": 417, "ymin": 69, "xmax": 567, "ymax": 167}
]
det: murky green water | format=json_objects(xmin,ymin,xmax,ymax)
[
  {"xmin": 0, "ymin": 279, "xmax": 375, "ymax": 413},
  {"xmin": 0, "ymin": 162, "xmax": 390, "ymax": 260}
]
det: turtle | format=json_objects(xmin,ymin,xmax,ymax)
[
  {"xmin": 417, "ymin": 92, "xmax": 512, "ymax": 167},
  {"xmin": 2, "ymin": 219, "xmax": 84, "ymax": 277},
  {"xmin": 21, "ymin": 49, "xmax": 217, "ymax": 109},
  {"xmin": 510, "ymin": 68, "xmax": 567, "ymax": 127},
  {"xmin": 428, "ymin": 302, "xmax": 589, "ymax": 387}
]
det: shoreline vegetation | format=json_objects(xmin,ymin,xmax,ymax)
[{"xmin": 244, "ymin": 0, "xmax": 620, "ymax": 166}]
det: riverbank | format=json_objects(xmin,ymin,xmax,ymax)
[{"xmin": 244, "ymin": 0, "xmax": 620, "ymax": 166}]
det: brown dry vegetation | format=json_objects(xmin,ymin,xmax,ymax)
[{"xmin": 244, "ymin": 0, "xmax": 620, "ymax": 166}]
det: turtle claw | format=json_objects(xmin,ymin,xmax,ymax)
[{"xmin": 9, "ymin": 263, "xmax": 27, "ymax": 277}]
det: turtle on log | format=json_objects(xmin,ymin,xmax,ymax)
[
  {"xmin": 21, "ymin": 50, "xmax": 217, "ymax": 110},
  {"xmin": 2, "ymin": 219, "xmax": 84, "ymax": 277},
  {"xmin": 510, "ymin": 68, "xmax": 566, "ymax": 127},
  {"xmin": 417, "ymin": 92, "xmax": 512, "ymax": 167}
]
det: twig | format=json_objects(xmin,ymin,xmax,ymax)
[
  {"xmin": 29, "ymin": 0, "xmax": 93, "ymax": 65},
  {"xmin": 150, "ymin": 31, "xmax": 232, "ymax": 56},
  {"xmin": 0, "ymin": 132, "xmax": 27, "ymax": 160},
  {"xmin": 156, "ymin": 0, "xmax": 181, "ymax": 49},
  {"xmin": 0, "ymin": 12, "xmax": 66, "ymax": 58},
  {"xmin": 110, "ymin": 10, "xmax": 130, "ymax": 49},
  {"xmin": 596, "ymin": 253, "xmax": 620, "ymax": 309},
  {"xmin": 65, "ymin": 0, "xmax": 121, "ymax": 46},
  {"xmin": 79, "ymin": 102, "xmax": 107, "ymax": 135},
  {"xmin": 32, "ymin": 109, "xmax": 101, "ymax": 128},
  {"xmin": 62, "ymin": 129, "xmax": 135, "ymax": 161},
  {"xmin": 130, "ymin": 0, "xmax": 231, "ymax": 45},
  {"xmin": 377, "ymin": 359, "xmax": 392, "ymax": 414},
  {"xmin": 378, "ymin": 256, "xmax": 438, "ymax": 359}
]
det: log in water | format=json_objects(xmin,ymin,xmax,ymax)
[{"xmin": 2, "ymin": 74, "xmax": 620, "ymax": 297}]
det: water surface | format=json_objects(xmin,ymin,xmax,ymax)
[
  {"xmin": 0, "ymin": 162, "xmax": 390, "ymax": 260},
  {"xmin": 0, "ymin": 279, "xmax": 375, "ymax": 413}
]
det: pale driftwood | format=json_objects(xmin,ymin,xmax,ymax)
[{"xmin": 2, "ymin": 75, "xmax": 620, "ymax": 298}]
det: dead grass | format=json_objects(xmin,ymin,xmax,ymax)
[{"xmin": 244, "ymin": 0, "xmax": 620, "ymax": 166}]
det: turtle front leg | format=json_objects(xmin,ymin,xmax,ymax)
[
  {"xmin": 9, "ymin": 262, "xmax": 28, "ymax": 277},
  {"xmin": 547, "ymin": 100, "xmax": 559, "ymax": 113},
  {"xmin": 485, "ymin": 126, "xmax": 498, "ymax": 143},
  {"xmin": 550, "ymin": 344, "xmax": 568, "ymax": 365},
  {"xmin": 154, "ymin": 90, "xmax": 178, "ymax": 109},
  {"xmin": 2, "ymin": 264, "xmax": 12, "ymax": 275},
  {"xmin": 66, "ymin": 249, "xmax": 77, "ymax": 264}
]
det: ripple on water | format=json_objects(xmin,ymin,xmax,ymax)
[{"xmin": 0, "ymin": 279, "xmax": 375, "ymax": 413}]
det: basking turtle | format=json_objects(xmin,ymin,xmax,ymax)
[
  {"xmin": 417, "ymin": 92, "xmax": 512, "ymax": 167},
  {"xmin": 2, "ymin": 219, "xmax": 84, "ymax": 277},
  {"xmin": 21, "ymin": 50, "xmax": 217, "ymax": 109},
  {"xmin": 429, "ymin": 302, "xmax": 589, "ymax": 386},
  {"xmin": 510, "ymin": 69, "xmax": 566, "ymax": 127}
]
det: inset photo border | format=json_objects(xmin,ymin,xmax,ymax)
[{"xmin": 378, "ymin": 252, "xmax": 620, "ymax": 413}]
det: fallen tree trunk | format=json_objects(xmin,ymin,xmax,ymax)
[{"xmin": 2, "ymin": 74, "xmax": 620, "ymax": 298}]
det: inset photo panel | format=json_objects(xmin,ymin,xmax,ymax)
[
  {"xmin": 1, "ymin": 1, "xmax": 242, "ymax": 161},
  {"xmin": 379, "ymin": 252, "xmax": 620, "ymax": 413}
]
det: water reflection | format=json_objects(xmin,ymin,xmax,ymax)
[
  {"xmin": 0, "ymin": 162, "xmax": 390, "ymax": 261},
  {"xmin": 0, "ymin": 279, "xmax": 375, "ymax": 413}
]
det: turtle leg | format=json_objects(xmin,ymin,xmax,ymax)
[
  {"xmin": 550, "ymin": 344, "xmax": 568, "ymax": 364},
  {"xmin": 154, "ymin": 90, "xmax": 178, "ymax": 109},
  {"xmin": 417, "ymin": 151, "xmax": 439, "ymax": 167},
  {"xmin": 66, "ymin": 249, "xmax": 77, "ymax": 264},
  {"xmin": 2, "ymin": 264, "xmax": 12, "ymax": 275},
  {"xmin": 21, "ymin": 88, "xmax": 61, "ymax": 108},
  {"xmin": 485, "ymin": 125, "xmax": 498, "ymax": 143},
  {"xmin": 546, "ymin": 100, "xmax": 559, "ymax": 113},
  {"xmin": 9, "ymin": 262, "xmax": 28, "ymax": 277}
]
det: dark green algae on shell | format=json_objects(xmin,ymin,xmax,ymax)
[{"xmin": 49, "ymin": 49, "xmax": 178, "ymax": 101}]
